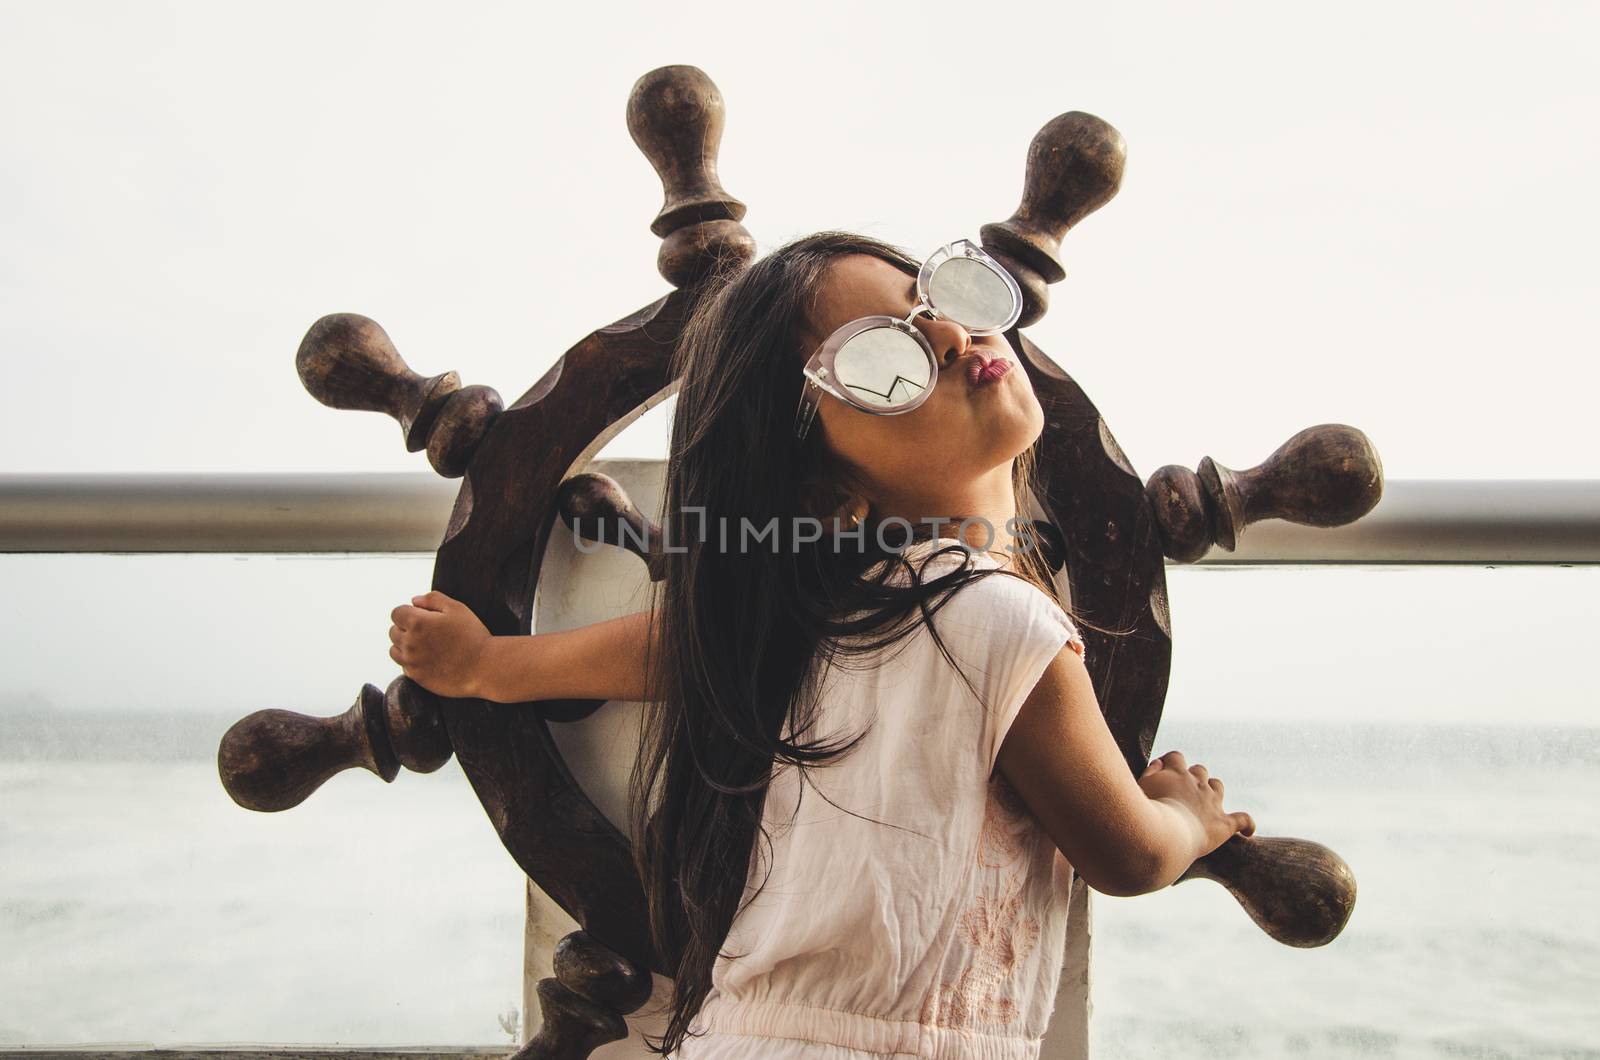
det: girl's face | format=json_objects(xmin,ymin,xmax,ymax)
[{"xmin": 799, "ymin": 253, "xmax": 1045, "ymax": 523}]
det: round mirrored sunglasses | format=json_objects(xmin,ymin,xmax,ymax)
[{"xmin": 794, "ymin": 239, "xmax": 1023, "ymax": 441}]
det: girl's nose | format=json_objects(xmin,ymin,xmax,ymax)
[{"xmin": 919, "ymin": 315, "xmax": 972, "ymax": 366}]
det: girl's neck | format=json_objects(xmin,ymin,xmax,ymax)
[{"xmin": 865, "ymin": 464, "xmax": 1024, "ymax": 560}]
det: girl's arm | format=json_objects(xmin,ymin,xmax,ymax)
[
  {"xmin": 996, "ymin": 644, "xmax": 1255, "ymax": 897},
  {"xmin": 478, "ymin": 609, "xmax": 663, "ymax": 704}
]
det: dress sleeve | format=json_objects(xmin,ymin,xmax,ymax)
[{"xmin": 930, "ymin": 571, "xmax": 1085, "ymax": 777}]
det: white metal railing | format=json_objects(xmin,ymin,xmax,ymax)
[{"xmin": 2, "ymin": 472, "xmax": 1597, "ymax": 562}]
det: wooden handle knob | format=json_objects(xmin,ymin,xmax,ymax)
[
  {"xmin": 553, "ymin": 930, "xmax": 654, "ymax": 1012},
  {"xmin": 510, "ymin": 931, "xmax": 652, "ymax": 1060},
  {"xmin": 217, "ymin": 676, "xmax": 452, "ymax": 812},
  {"xmin": 1146, "ymin": 423, "xmax": 1385, "ymax": 562},
  {"xmin": 557, "ymin": 471, "xmax": 665, "ymax": 581},
  {"xmin": 295, "ymin": 312, "xmax": 503, "ymax": 478},
  {"xmin": 1178, "ymin": 833, "xmax": 1359, "ymax": 948},
  {"xmin": 626, "ymin": 64, "xmax": 755, "ymax": 288},
  {"xmin": 980, "ymin": 111, "xmax": 1127, "ymax": 327}
]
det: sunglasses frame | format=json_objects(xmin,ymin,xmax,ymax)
[{"xmin": 793, "ymin": 238, "xmax": 1024, "ymax": 441}]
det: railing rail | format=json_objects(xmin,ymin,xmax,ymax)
[{"xmin": 1, "ymin": 470, "xmax": 1597, "ymax": 563}]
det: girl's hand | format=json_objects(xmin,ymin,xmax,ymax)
[
  {"xmin": 389, "ymin": 590, "xmax": 493, "ymax": 700},
  {"xmin": 1137, "ymin": 750, "xmax": 1256, "ymax": 857}
]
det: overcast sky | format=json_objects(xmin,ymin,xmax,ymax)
[
  {"xmin": 1, "ymin": 2, "xmax": 1595, "ymax": 728},
  {"xmin": 1, "ymin": 0, "xmax": 1595, "ymax": 478}
]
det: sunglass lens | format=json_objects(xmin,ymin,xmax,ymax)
[
  {"xmin": 834, "ymin": 327, "xmax": 932, "ymax": 409},
  {"xmin": 928, "ymin": 256, "xmax": 1016, "ymax": 331}
]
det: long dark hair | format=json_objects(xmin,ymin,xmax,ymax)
[{"xmin": 627, "ymin": 230, "xmax": 1110, "ymax": 1055}]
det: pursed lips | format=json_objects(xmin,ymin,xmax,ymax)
[{"xmin": 963, "ymin": 352, "xmax": 1012, "ymax": 390}]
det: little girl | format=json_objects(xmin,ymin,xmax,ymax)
[{"xmin": 387, "ymin": 230, "xmax": 1255, "ymax": 1059}]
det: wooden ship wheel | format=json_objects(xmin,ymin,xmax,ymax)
[{"xmin": 218, "ymin": 64, "xmax": 1378, "ymax": 1060}]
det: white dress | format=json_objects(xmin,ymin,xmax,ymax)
[{"xmin": 668, "ymin": 537, "xmax": 1086, "ymax": 1060}]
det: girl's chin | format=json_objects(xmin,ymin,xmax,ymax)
[
  {"xmin": 964, "ymin": 436, "xmax": 1034, "ymax": 471},
  {"xmin": 975, "ymin": 408, "xmax": 1043, "ymax": 449}
]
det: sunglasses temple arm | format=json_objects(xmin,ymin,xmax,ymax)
[{"xmin": 794, "ymin": 382, "xmax": 820, "ymax": 439}]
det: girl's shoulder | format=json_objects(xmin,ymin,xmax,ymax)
[
  {"xmin": 851, "ymin": 537, "xmax": 1084, "ymax": 663},
  {"xmin": 908, "ymin": 541, "xmax": 1086, "ymax": 774},
  {"xmin": 899, "ymin": 537, "xmax": 1080, "ymax": 645}
]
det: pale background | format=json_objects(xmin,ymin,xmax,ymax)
[{"xmin": 2, "ymin": 1, "xmax": 1595, "ymax": 481}]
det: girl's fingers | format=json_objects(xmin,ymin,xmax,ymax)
[
  {"xmin": 412, "ymin": 591, "xmax": 449, "ymax": 612},
  {"xmin": 1143, "ymin": 758, "xmax": 1163, "ymax": 774}
]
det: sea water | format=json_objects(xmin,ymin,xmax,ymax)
[{"xmin": 1, "ymin": 711, "xmax": 1597, "ymax": 1057}]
